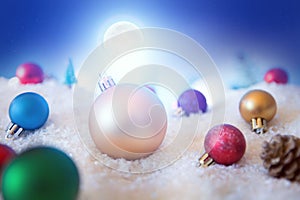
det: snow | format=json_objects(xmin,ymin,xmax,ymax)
[{"xmin": 0, "ymin": 77, "xmax": 300, "ymax": 200}]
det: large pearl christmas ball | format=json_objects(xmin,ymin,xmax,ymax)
[
  {"xmin": 0, "ymin": 144, "xmax": 16, "ymax": 174},
  {"xmin": 16, "ymin": 63, "xmax": 44, "ymax": 84},
  {"xmin": 239, "ymin": 90, "xmax": 277, "ymax": 122},
  {"xmin": 204, "ymin": 124, "xmax": 246, "ymax": 165},
  {"xmin": 9, "ymin": 92, "xmax": 49, "ymax": 130},
  {"xmin": 177, "ymin": 89, "xmax": 207, "ymax": 116},
  {"xmin": 1, "ymin": 147, "xmax": 80, "ymax": 200},
  {"xmin": 264, "ymin": 68, "xmax": 288, "ymax": 84},
  {"xmin": 89, "ymin": 84, "xmax": 168, "ymax": 160}
]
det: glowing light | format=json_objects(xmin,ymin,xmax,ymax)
[{"xmin": 103, "ymin": 21, "xmax": 140, "ymax": 42}]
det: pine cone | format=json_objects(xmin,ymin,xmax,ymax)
[{"xmin": 260, "ymin": 134, "xmax": 300, "ymax": 182}]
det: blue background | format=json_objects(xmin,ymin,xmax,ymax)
[{"xmin": 0, "ymin": 0, "xmax": 299, "ymax": 85}]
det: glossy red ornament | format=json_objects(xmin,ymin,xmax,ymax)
[
  {"xmin": 199, "ymin": 124, "xmax": 246, "ymax": 166},
  {"xmin": 0, "ymin": 144, "xmax": 16, "ymax": 173},
  {"xmin": 16, "ymin": 62, "xmax": 44, "ymax": 84},
  {"xmin": 264, "ymin": 68, "xmax": 288, "ymax": 84}
]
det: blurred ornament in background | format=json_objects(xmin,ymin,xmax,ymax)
[
  {"xmin": 16, "ymin": 62, "xmax": 44, "ymax": 84},
  {"xmin": 177, "ymin": 89, "xmax": 207, "ymax": 116},
  {"xmin": 6, "ymin": 92, "xmax": 49, "ymax": 139},
  {"xmin": 0, "ymin": 144, "xmax": 16, "ymax": 175},
  {"xmin": 64, "ymin": 58, "xmax": 77, "ymax": 88},
  {"xmin": 198, "ymin": 124, "xmax": 246, "ymax": 167},
  {"xmin": 230, "ymin": 52, "xmax": 259, "ymax": 89},
  {"xmin": 239, "ymin": 90, "xmax": 277, "ymax": 134},
  {"xmin": 1, "ymin": 147, "xmax": 80, "ymax": 200},
  {"xmin": 89, "ymin": 76, "xmax": 167, "ymax": 160},
  {"xmin": 264, "ymin": 67, "xmax": 288, "ymax": 84},
  {"xmin": 102, "ymin": 21, "xmax": 143, "ymax": 50}
]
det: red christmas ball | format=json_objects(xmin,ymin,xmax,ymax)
[
  {"xmin": 264, "ymin": 68, "xmax": 288, "ymax": 84},
  {"xmin": 0, "ymin": 144, "xmax": 16, "ymax": 173},
  {"xmin": 204, "ymin": 124, "xmax": 246, "ymax": 165},
  {"xmin": 16, "ymin": 62, "xmax": 44, "ymax": 84}
]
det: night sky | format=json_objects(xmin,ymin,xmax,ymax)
[{"xmin": 0, "ymin": 0, "xmax": 299, "ymax": 84}]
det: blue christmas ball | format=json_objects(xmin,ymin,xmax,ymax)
[
  {"xmin": 178, "ymin": 89, "xmax": 207, "ymax": 116},
  {"xmin": 9, "ymin": 92, "xmax": 49, "ymax": 130}
]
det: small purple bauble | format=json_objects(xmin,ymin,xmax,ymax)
[{"xmin": 178, "ymin": 89, "xmax": 207, "ymax": 116}]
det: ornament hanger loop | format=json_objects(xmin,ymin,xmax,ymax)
[
  {"xmin": 198, "ymin": 152, "xmax": 215, "ymax": 167},
  {"xmin": 98, "ymin": 76, "xmax": 116, "ymax": 92},
  {"xmin": 6, "ymin": 122, "xmax": 23, "ymax": 140}
]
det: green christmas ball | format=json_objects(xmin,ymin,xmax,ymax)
[{"xmin": 1, "ymin": 147, "xmax": 80, "ymax": 200}]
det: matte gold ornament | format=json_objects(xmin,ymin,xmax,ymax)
[
  {"xmin": 89, "ymin": 77, "xmax": 168, "ymax": 160},
  {"xmin": 239, "ymin": 89, "xmax": 277, "ymax": 134},
  {"xmin": 261, "ymin": 134, "xmax": 300, "ymax": 182}
]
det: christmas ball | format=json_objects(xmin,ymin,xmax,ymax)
[
  {"xmin": 239, "ymin": 90, "xmax": 276, "ymax": 122},
  {"xmin": 264, "ymin": 68, "xmax": 288, "ymax": 84},
  {"xmin": 16, "ymin": 63, "xmax": 44, "ymax": 84},
  {"xmin": 0, "ymin": 144, "xmax": 16, "ymax": 174},
  {"xmin": 239, "ymin": 89, "xmax": 277, "ymax": 134},
  {"xmin": 9, "ymin": 92, "xmax": 49, "ymax": 130},
  {"xmin": 89, "ymin": 84, "xmax": 167, "ymax": 160},
  {"xmin": 1, "ymin": 147, "xmax": 80, "ymax": 200},
  {"xmin": 177, "ymin": 89, "xmax": 207, "ymax": 116},
  {"xmin": 204, "ymin": 124, "xmax": 246, "ymax": 165}
]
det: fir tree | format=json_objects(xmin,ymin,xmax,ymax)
[{"xmin": 64, "ymin": 58, "xmax": 77, "ymax": 88}]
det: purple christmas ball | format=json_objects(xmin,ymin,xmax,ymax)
[{"xmin": 178, "ymin": 89, "xmax": 207, "ymax": 116}]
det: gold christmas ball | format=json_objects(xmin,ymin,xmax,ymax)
[{"xmin": 239, "ymin": 89, "xmax": 277, "ymax": 122}]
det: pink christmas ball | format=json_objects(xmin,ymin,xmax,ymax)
[
  {"xmin": 204, "ymin": 124, "xmax": 246, "ymax": 165},
  {"xmin": 16, "ymin": 63, "xmax": 44, "ymax": 84},
  {"xmin": 264, "ymin": 68, "xmax": 288, "ymax": 84}
]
